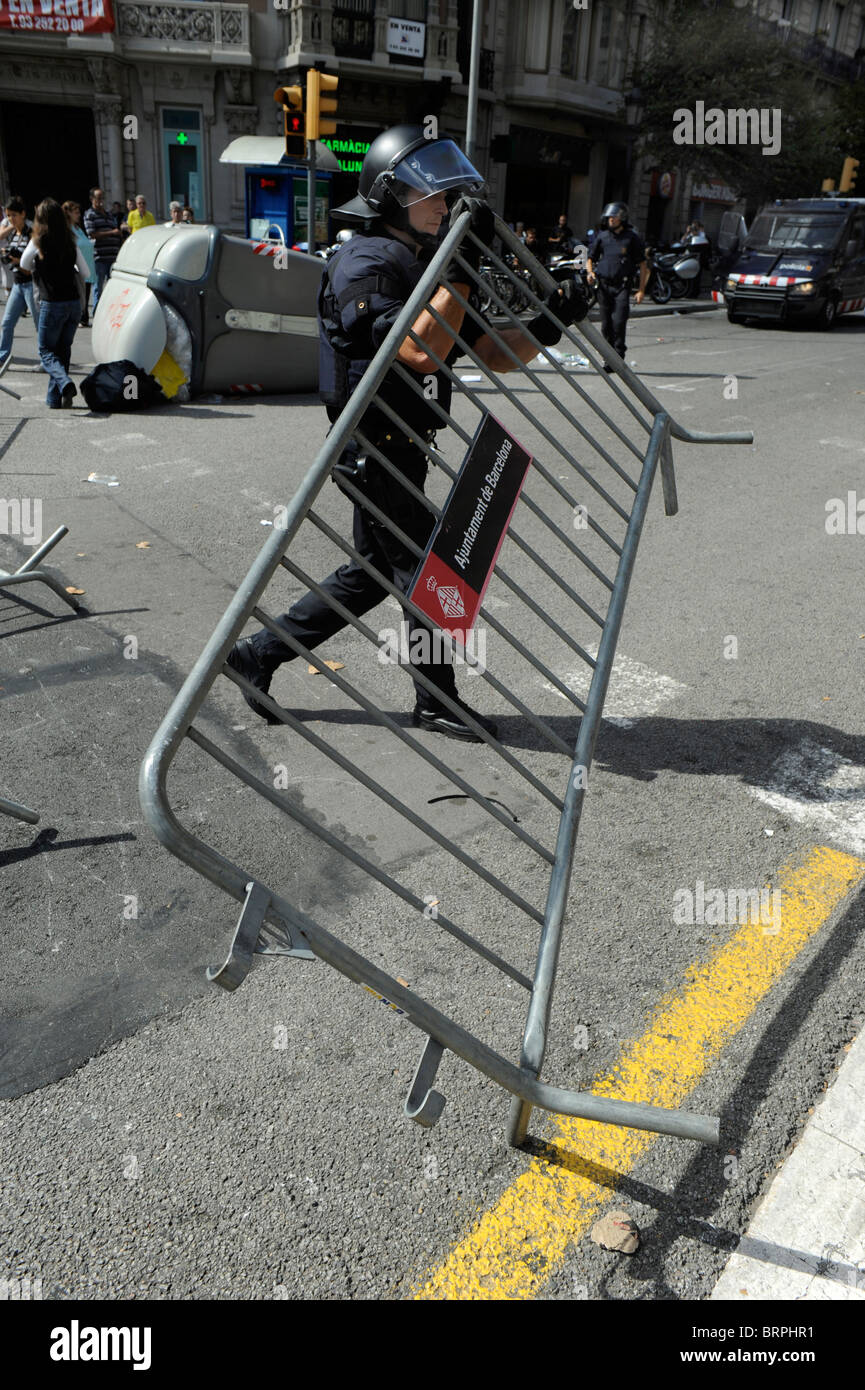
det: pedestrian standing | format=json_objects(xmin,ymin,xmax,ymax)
[
  {"xmin": 19, "ymin": 198, "xmax": 89, "ymax": 409},
  {"xmin": 83, "ymin": 188, "xmax": 121, "ymax": 311},
  {"xmin": 127, "ymin": 194, "xmax": 156, "ymax": 234},
  {"xmin": 181, "ymin": 206, "xmax": 195, "ymax": 224},
  {"xmin": 164, "ymin": 201, "xmax": 184, "ymax": 227},
  {"xmin": 547, "ymin": 213, "xmax": 574, "ymax": 253},
  {"xmin": 585, "ymin": 203, "xmax": 649, "ymax": 372},
  {"xmin": 62, "ymin": 201, "xmax": 96, "ymax": 327},
  {"xmin": 0, "ymin": 196, "xmax": 40, "ymax": 377},
  {"xmin": 0, "ymin": 202, "xmax": 13, "ymax": 302}
]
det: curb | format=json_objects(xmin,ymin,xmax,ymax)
[{"xmin": 710, "ymin": 1027, "xmax": 865, "ymax": 1300}]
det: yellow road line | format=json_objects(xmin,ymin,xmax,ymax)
[{"xmin": 416, "ymin": 845, "xmax": 865, "ymax": 1300}]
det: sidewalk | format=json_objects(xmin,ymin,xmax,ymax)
[
  {"xmin": 711, "ymin": 1027, "xmax": 865, "ymax": 1300},
  {"xmin": 626, "ymin": 295, "xmax": 721, "ymax": 319}
]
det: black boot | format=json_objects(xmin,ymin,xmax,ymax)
[
  {"xmin": 225, "ymin": 637, "xmax": 281, "ymax": 724},
  {"xmin": 413, "ymin": 695, "xmax": 498, "ymax": 743}
]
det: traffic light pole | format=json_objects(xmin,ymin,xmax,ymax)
[{"xmin": 307, "ymin": 139, "xmax": 317, "ymax": 253}]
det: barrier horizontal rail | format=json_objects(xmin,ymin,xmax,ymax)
[{"xmin": 141, "ymin": 207, "xmax": 754, "ymax": 1149}]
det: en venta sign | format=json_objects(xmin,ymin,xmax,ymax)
[
  {"xmin": 386, "ymin": 17, "xmax": 424, "ymax": 59},
  {"xmin": 0, "ymin": 0, "xmax": 114, "ymax": 33}
]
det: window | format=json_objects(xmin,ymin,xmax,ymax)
[
  {"xmin": 562, "ymin": 1, "xmax": 580, "ymax": 78},
  {"xmin": 333, "ymin": 1, "xmax": 375, "ymax": 59},
  {"xmin": 599, "ymin": 5, "xmax": 611, "ymax": 48},
  {"xmin": 781, "ymin": 0, "xmax": 796, "ymax": 19},
  {"xmin": 829, "ymin": 2, "xmax": 845, "ymax": 47},
  {"xmin": 390, "ymin": 0, "xmax": 426, "ymax": 16}
]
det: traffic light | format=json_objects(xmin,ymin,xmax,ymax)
[
  {"xmin": 306, "ymin": 70, "xmax": 339, "ymax": 141},
  {"xmin": 274, "ymin": 85, "xmax": 305, "ymax": 160},
  {"xmin": 839, "ymin": 156, "xmax": 860, "ymax": 192},
  {"xmin": 821, "ymin": 177, "xmax": 835, "ymax": 192}
]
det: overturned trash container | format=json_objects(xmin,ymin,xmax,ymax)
[{"xmin": 92, "ymin": 224, "xmax": 322, "ymax": 399}]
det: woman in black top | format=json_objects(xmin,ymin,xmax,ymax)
[{"xmin": 20, "ymin": 198, "xmax": 89, "ymax": 409}]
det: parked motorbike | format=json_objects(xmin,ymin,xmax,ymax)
[
  {"xmin": 647, "ymin": 242, "xmax": 702, "ymax": 300},
  {"xmin": 547, "ymin": 245, "xmax": 598, "ymax": 310}
]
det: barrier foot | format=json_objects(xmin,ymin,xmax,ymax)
[
  {"xmin": 0, "ymin": 795, "xmax": 40, "ymax": 825},
  {"xmin": 405, "ymin": 1037, "xmax": 446, "ymax": 1128},
  {"xmin": 507, "ymin": 1090, "xmax": 534, "ymax": 1149},
  {"xmin": 659, "ymin": 425, "xmax": 679, "ymax": 518},
  {"xmin": 207, "ymin": 879, "xmax": 313, "ymax": 991}
]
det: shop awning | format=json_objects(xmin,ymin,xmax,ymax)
[{"xmin": 219, "ymin": 137, "xmax": 341, "ymax": 171}]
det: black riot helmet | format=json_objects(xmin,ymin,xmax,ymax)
[
  {"xmin": 332, "ymin": 124, "xmax": 485, "ymax": 242},
  {"xmin": 601, "ymin": 201, "xmax": 629, "ymax": 224}
]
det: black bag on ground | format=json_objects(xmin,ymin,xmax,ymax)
[{"xmin": 80, "ymin": 360, "xmax": 165, "ymax": 413}]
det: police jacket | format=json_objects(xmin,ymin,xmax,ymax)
[
  {"xmin": 318, "ymin": 229, "xmax": 489, "ymax": 448},
  {"xmin": 587, "ymin": 225, "xmax": 645, "ymax": 284}
]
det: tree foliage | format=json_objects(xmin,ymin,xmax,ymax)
[{"xmin": 631, "ymin": 0, "xmax": 844, "ymax": 209}]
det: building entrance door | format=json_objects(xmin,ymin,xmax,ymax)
[{"xmin": 0, "ymin": 101, "xmax": 98, "ymax": 215}]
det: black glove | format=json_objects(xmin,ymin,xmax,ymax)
[
  {"xmin": 527, "ymin": 278, "xmax": 589, "ymax": 346},
  {"xmin": 448, "ymin": 196, "xmax": 495, "ymax": 280}
]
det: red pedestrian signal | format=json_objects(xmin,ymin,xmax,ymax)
[{"xmin": 274, "ymin": 85, "xmax": 306, "ymax": 161}]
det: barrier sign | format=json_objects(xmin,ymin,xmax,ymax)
[{"xmin": 408, "ymin": 414, "xmax": 531, "ymax": 644}]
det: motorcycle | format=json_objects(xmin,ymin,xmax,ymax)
[
  {"xmin": 646, "ymin": 242, "xmax": 702, "ymax": 301},
  {"xmin": 547, "ymin": 244, "xmax": 598, "ymax": 311}
]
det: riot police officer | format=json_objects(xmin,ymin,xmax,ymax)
[
  {"xmin": 228, "ymin": 126, "xmax": 587, "ymax": 741},
  {"xmin": 586, "ymin": 203, "xmax": 648, "ymax": 372}
]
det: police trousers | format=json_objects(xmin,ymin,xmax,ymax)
[
  {"xmin": 596, "ymin": 279, "xmax": 631, "ymax": 357},
  {"xmin": 252, "ymin": 444, "xmax": 458, "ymax": 709}
]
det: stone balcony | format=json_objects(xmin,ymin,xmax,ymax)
[{"xmin": 114, "ymin": 0, "xmax": 252, "ymax": 65}]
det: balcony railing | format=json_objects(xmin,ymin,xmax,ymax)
[
  {"xmin": 115, "ymin": 0, "xmax": 251, "ymax": 61},
  {"xmin": 752, "ymin": 14, "xmax": 864, "ymax": 81},
  {"xmin": 332, "ymin": 2, "xmax": 374, "ymax": 60}
]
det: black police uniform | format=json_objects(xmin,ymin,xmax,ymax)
[
  {"xmin": 587, "ymin": 223, "xmax": 645, "ymax": 358},
  {"xmin": 250, "ymin": 229, "xmax": 490, "ymax": 709}
]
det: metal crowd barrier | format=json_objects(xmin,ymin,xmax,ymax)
[
  {"xmin": 1, "ymin": 524, "xmax": 81, "ymax": 824},
  {"xmin": 140, "ymin": 208, "xmax": 753, "ymax": 1149},
  {"xmin": 0, "ymin": 525, "xmax": 82, "ymax": 615}
]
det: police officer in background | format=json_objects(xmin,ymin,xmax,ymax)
[
  {"xmin": 585, "ymin": 202, "xmax": 649, "ymax": 372},
  {"xmin": 228, "ymin": 125, "xmax": 587, "ymax": 742}
]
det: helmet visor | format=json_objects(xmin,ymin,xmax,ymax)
[{"xmin": 389, "ymin": 140, "xmax": 485, "ymax": 206}]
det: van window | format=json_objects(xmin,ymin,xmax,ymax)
[
  {"xmin": 745, "ymin": 212, "xmax": 846, "ymax": 252},
  {"xmin": 849, "ymin": 215, "xmax": 865, "ymax": 252}
]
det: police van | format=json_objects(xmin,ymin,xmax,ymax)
[{"xmin": 723, "ymin": 197, "xmax": 865, "ymax": 329}]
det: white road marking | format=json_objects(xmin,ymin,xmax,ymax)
[
  {"xmin": 543, "ymin": 646, "xmax": 688, "ymax": 724},
  {"xmin": 92, "ymin": 433, "xmax": 155, "ymax": 450},
  {"xmin": 750, "ymin": 738, "xmax": 865, "ymax": 857},
  {"xmin": 818, "ymin": 438, "xmax": 865, "ymax": 452}
]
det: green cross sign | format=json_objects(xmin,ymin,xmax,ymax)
[{"xmin": 176, "ymin": 133, "xmax": 189, "ymax": 145}]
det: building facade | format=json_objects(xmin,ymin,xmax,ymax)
[{"xmin": 0, "ymin": 0, "xmax": 862, "ymax": 240}]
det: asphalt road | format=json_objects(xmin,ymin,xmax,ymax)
[{"xmin": 1, "ymin": 304, "xmax": 864, "ymax": 1301}]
